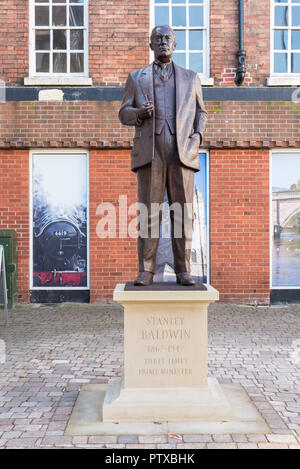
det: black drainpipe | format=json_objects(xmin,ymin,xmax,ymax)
[{"xmin": 235, "ymin": 0, "xmax": 246, "ymax": 86}]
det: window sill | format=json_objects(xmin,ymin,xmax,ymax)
[
  {"xmin": 267, "ymin": 76, "xmax": 300, "ymax": 86},
  {"xmin": 199, "ymin": 77, "xmax": 214, "ymax": 86},
  {"xmin": 24, "ymin": 76, "xmax": 93, "ymax": 86}
]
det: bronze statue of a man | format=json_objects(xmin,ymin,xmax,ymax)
[{"xmin": 119, "ymin": 25, "xmax": 207, "ymax": 286}]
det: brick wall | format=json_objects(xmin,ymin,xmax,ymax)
[
  {"xmin": 210, "ymin": 0, "xmax": 271, "ymax": 86},
  {"xmin": 244, "ymin": 0, "xmax": 270, "ymax": 86},
  {"xmin": 0, "ymin": 0, "xmax": 28, "ymax": 86},
  {"xmin": 210, "ymin": 149, "xmax": 270, "ymax": 304},
  {"xmin": 89, "ymin": 0, "xmax": 150, "ymax": 86},
  {"xmin": 0, "ymin": 101, "xmax": 132, "ymax": 148},
  {"xmin": 1, "ymin": 100, "xmax": 300, "ymax": 150},
  {"xmin": 0, "ymin": 0, "xmax": 271, "ymax": 86},
  {"xmin": 89, "ymin": 149, "xmax": 138, "ymax": 301},
  {"xmin": 0, "ymin": 150, "xmax": 30, "ymax": 302}
]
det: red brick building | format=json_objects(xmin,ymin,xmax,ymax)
[{"xmin": 1, "ymin": 0, "xmax": 300, "ymax": 305}]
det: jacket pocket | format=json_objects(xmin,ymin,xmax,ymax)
[{"xmin": 187, "ymin": 134, "xmax": 200, "ymax": 157}]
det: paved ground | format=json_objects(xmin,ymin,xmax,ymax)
[{"xmin": 0, "ymin": 301, "xmax": 299, "ymax": 449}]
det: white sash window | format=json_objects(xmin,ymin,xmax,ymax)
[
  {"xmin": 272, "ymin": 0, "xmax": 300, "ymax": 75},
  {"xmin": 151, "ymin": 0, "xmax": 210, "ymax": 79},
  {"xmin": 29, "ymin": 0, "xmax": 88, "ymax": 77}
]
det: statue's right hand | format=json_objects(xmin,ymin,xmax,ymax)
[{"xmin": 137, "ymin": 102, "xmax": 153, "ymax": 120}]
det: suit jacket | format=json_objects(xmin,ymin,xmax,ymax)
[
  {"xmin": 119, "ymin": 62, "xmax": 207, "ymax": 171},
  {"xmin": 119, "ymin": 62, "xmax": 208, "ymax": 172}
]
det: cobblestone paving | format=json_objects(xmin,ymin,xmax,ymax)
[{"xmin": 0, "ymin": 301, "xmax": 299, "ymax": 449}]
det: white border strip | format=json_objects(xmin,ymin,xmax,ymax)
[
  {"xmin": 204, "ymin": 149, "xmax": 210, "ymax": 284},
  {"xmin": 29, "ymin": 149, "xmax": 90, "ymax": 291},
  {"xmin": 270, "ymin": 148, "xmax": 300, "ymax": 290}
]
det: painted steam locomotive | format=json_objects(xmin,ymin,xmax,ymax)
[{"xmin": 33, "ymin": 212, "xmax": 87, "ymax": 287}]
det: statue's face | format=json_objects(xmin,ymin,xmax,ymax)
[{"xmin": 150, "ymin": 26, "xmax": 176, "ymax": 62}]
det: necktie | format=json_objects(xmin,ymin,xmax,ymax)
[{"xmin": 160, "ymin": 64, "xmax": 169, "ymax": 82}]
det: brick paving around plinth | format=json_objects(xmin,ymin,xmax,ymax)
[{"xmin": 0, "ymin": 302, "xmax": 299, "ymax": 449}]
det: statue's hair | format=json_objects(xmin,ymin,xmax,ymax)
[{"xmin": 150, "ymin": 25, "xmax": 176, "ymax": 42}]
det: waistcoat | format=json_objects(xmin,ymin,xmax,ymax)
[{"xmin": 153, "ymin": 63, "xmax": 176, "ymax": 135}]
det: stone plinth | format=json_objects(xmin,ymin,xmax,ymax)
[{"xmin": 102, "ymin": 283, "xmax": 232, "ymax": 422}]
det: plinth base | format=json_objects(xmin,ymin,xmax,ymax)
[
  {"xmin": 65, "ymin": 382, "xmax": 271, "ymax": 436},
  {"xmin": 103, "ymin": 377, "xmax": 231, "ymax": 422}
]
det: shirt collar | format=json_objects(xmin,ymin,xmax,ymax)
[{"xmin": 154, "ymin": 59, "xmax": 173, "ymax": 69}]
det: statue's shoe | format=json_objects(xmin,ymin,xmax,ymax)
[
  {"xmin": 176, "ymin": 272, "xmax": 196, "ymax": 286},
  {"xmin": 134, "ymin": 271, "xmax": 154, "ymax": 286}
]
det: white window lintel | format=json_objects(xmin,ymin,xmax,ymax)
[
  {"xmin": 267, "ymin": 75, "xmax": 300, "ymax": 86},
  {"xmin": 24, "ymin": 76, "xmax": 93, "ymax": 86}
]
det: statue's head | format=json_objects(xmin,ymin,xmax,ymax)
[{"xmin": 150, "ymin": 25, "xmax": 176, "ymax": 63}]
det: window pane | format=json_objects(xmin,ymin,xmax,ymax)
[
  {"xmin": 53, "ymin": 30, "xmax": 66, "ymax": 50},
  {"xmin": 69, "ymin": 6, "xmax": 84, "ymax": 26},
  {"xmin": 173, "ymin": 0, "xmax": 186, "ymax": 3},
  {"xmin": 189, "ymin": 6, "xmax": 204, "ymax": 27},
  {"xmin": 70, "ymin": 29, "xmax": 84, "ymax": 50},
  {"xmin": 52, "ymin": 6, "xmax": 66, "ymax": 26},
  {"xmin": 155, "ymin": 0, "xmax": 168, "ymax": 3},
  {"xmin": 189, "ymin": 52, "xmax": 203, "ymax": 73},
  {"xmin": 173, "ymin": 52, "xmax": 186, "ymax": 68},
  {"xmin": 70, "ymin": 0, "xmax": 84, "ymax": 3},
  {"xmin": 292, "ymin": 7, "xmax": 300, "ymax": 26},
  {"xmin": 274, "ymin": 30, "xmax": 288, "ymax": 49},
  {"xmin": 36, "ymin": 52, "xmax": 49, "ymax": 72},
  {"xmin": 275, "ymin": 0, "xmax": 288, "ymax": 3},
  {"xmin": 35, "ymin": 6, "xmax": 49, "ymax": 26},
  {"xmin": 189, "ymin": 0, "xmax": 203, "ymax": 3},
  {"xmin": 274, "ymin": 52, "xmax": 287, "ymax": 72},
  {"xmin": 35, "ymin": 30, "xmax": 50, "ymax": 50},
  {"xmin": 292, "ymin": 52, "xmax": 300, "ymax": 72},
  {"xmin": 53, "ymin": 0, "xmax": 66, "ymax": 3},
  {"xmin": 53, "ymin": 52, "xmax": 67, "ymax": 73},
  {"xmin": 189, "ymin": 30, "xmax": 203, "ymax": 50},
  {"xmin": 70, "ymin": 53, "xmax": 84, "ymax": 73},
  {"xmin": 172, "ymin": 6, "xmax": 186, "ymax": 27},
  {"xmin": 35, "ymin": 0, "xmax": 48, "ymax": 3},
  {"xmin": 292, "ymin": 30, "xmax": 300, "ymax": 49},
  {"xmin": 275, "ymin": 6, "xmax": 288, "ymax": 26},
  {"xmin": 174, "ymin": 30, "xmax": 186, "ymax": 50},
  {"xmin": 155, "ymin": 6, "xmax": 169, "ymax": 25}
]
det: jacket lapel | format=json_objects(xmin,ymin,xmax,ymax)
[
  {"xmin": 174, "ymin": 62, "xmax": 187, "ymax": 118},
  {"xmin": 139, "ymin": 63, "xmax": 154, "ymax": 105}
]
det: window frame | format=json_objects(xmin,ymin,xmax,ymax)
[
  {"xmin": 149, "ymin": 0, "xmax": 211, "ymax": 80},
  {"xmin": 29, "ymin": 0, "xmax": 89, "ymax": 78},
  {"xmin": 271, "ymin": 0, "xmax": 300, "ymax": 77}
]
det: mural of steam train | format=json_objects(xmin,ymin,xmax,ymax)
[{"xmin": 33, "ymin": 211, "xmax": 87, "ymax": 287}]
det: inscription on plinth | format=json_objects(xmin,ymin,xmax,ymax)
[
  {"xmin": 124, "ymin": 303, "xmax": 208, "ymax": 388},
  {"xmin": 139, "ymin": 316, "xmax": 192, "ymax": 378}
]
